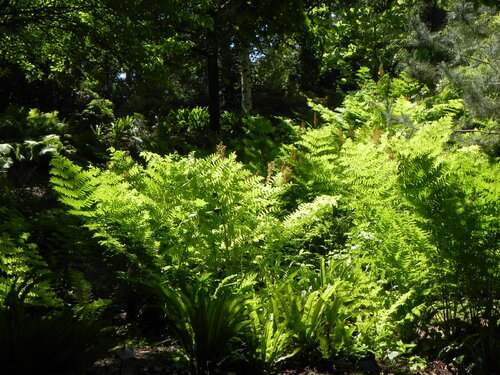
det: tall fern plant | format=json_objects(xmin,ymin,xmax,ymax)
[
  {"xmin": 287, "ymin": 72, "xmax": 499, "ymax": 371},
  {"xmin": 50, "ymin": 149, "xmax": 283, "ymax": 279},
  {"xmin": 397, "ymin": 144, "xmax": 500, "ymax": 372}
]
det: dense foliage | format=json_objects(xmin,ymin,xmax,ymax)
[{"xmin": 1, "ymin": 0, "xmax": 498, "ymax": 374}]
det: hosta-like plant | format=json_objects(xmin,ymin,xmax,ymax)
[
  {"xmin": 0, "ymin": 106, "xmax": 73, "ymax": 173},
  {"xmin": 271, "ymin": 281, "xmax": 335, "ymax": 353}
]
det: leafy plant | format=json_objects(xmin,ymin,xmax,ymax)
[
  {"xmin": 50, "ymin": 148, "xmax": 287, "ymax": 278},
  {"xmin": 44, "ymin": 70, "xmax": 499, "ymax": 374},
  {"xmin": 397, "ymin": 147, "xmax": 500, "ymax": 373},
  {"xmin": 0, "ymin": 106, "xmax": 73, "ymax": 173},
  {"xmin": 271, "ymin": 281, "xmax": 335, "ymax": 354},
  {"xmin": 0, "ymin": 230, "xmax": 60, "ymax": 311},
  {"xmin": 245, "ymin": 301, "xmax": 295, "ymax": 373},
  {"xmin": 227, "ymin": 115, "xmax": 299, "ymax": 175},
  {"xmin": 0, "ymin": 229, "xmax": 114, "ymax": 374},
  {"xmin": 150, "ymin": 276, "xmax": 250, "ymax": 375},
  {"xmin": 93, "ymin": 114, "xmax": 146, "ymax": 151},
  {"xmin": 150, "ymin": 107, "xmax": 210, "ymax": 154},
  {"xmin": 280, "ymin": 72, "xmax": 498, "ymax": 372}
]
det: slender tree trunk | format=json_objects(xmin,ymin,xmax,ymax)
[
  {"xmin": 207, "ymin": 30, "xmax": 220, "ymax": 132},
  {"xmin": 240, "ymin": 43, "xmax": 252, "ymax": 112}
]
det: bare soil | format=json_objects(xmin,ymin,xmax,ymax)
[{"xmin": 87, "ymin": 347, "xmax": 455, "ymax": 375}]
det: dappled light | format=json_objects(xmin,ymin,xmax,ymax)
[{"xmin": 1, "ymin": 1, "xmax": 498, "ymax": 374}]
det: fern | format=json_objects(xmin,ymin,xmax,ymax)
[
  {"xmin": 51, "ymin": 150, "xmax": 285, "ymax": 277},
  {"xmin": 285, "ymin": 74, "xmax": 497, "ymax": 363},
  {"xmin": 280, "ymin": 124, "xmax": 343, "ymax": 207},
  {"xmin": 50, "ymin": 154, "xmax": 98, "ymax": 214},
  {"xmin": 324, "ymin": 81, "xmax": 499, "ymax": 367},
  {"xmin": 0, "ymin": 107, "xmax": 73, "ymax": 173},
  {"xmin": 0, "ymin": 230, "xmax": 61, "ymax": 310}
]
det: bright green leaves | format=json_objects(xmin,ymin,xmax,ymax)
[
  {"xmin": 290, "ymin": 72, "xmax": 499, "ymax": 368},
  {"xmin": 46, "ymin": 69, "xmax": 500, "ymax": 371},
  {"xmin": 397, "ymin": 148, "xmax": 500, "ymax": 336},
  {"xmin": 0, "ymin": 0, "xmax": 89, "ymax": 78},
  {"xmin": 247, "ymin": 307, "xmax": 296, "ymax": 371},
  {"xmin": 314, "ymin": 0, "xmax": 409, "ymax": 91},
  {"xmin": 272, "ymin": 282, "xmax": 336, "ymax": 351},
  {"xmin": 0, "ymin": 229, "xmax": 60, "ymax": 310},
  {"xmin": 137, "ymin": 151, "xmax": 281, "ymax": 274},
  {"xmin": 51, "ymin": 151, "xmax": 160, "ymax": 271},
  {"xmin": 50, "ymin": 154, "xmax": 98, "ymax": 213},
  {"xmin": 51, "ymin": 149, "xmax": 284, "ymax": 276}
]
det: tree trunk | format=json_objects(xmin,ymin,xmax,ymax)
[
  {"xmin": 240, "ymin": 43, "xmax": 252, "ymax": 112},
  {"xmin": 207, "ymin": 30, "xmax": 220, "ymax": 132}
]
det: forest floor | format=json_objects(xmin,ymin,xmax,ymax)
[{"xmin": 87, "ymin": 347, "xmax": 454, "ymax": 375}]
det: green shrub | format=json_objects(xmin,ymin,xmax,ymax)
[
  {"xmin": 0, "ymin": 106, "xmax": 73, "ymax": 173},
  {"xmin": 227, "ymin": 115, "xmax": 299, "ymax": 175}
]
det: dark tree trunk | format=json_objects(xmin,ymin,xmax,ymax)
[
  {"xmin": 207, "ymin": 30, "xmax": 220, "ymax": 133},
  {"xmin": 240, "ymin": 43, "xmax": 252, "ymax": 112}
]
